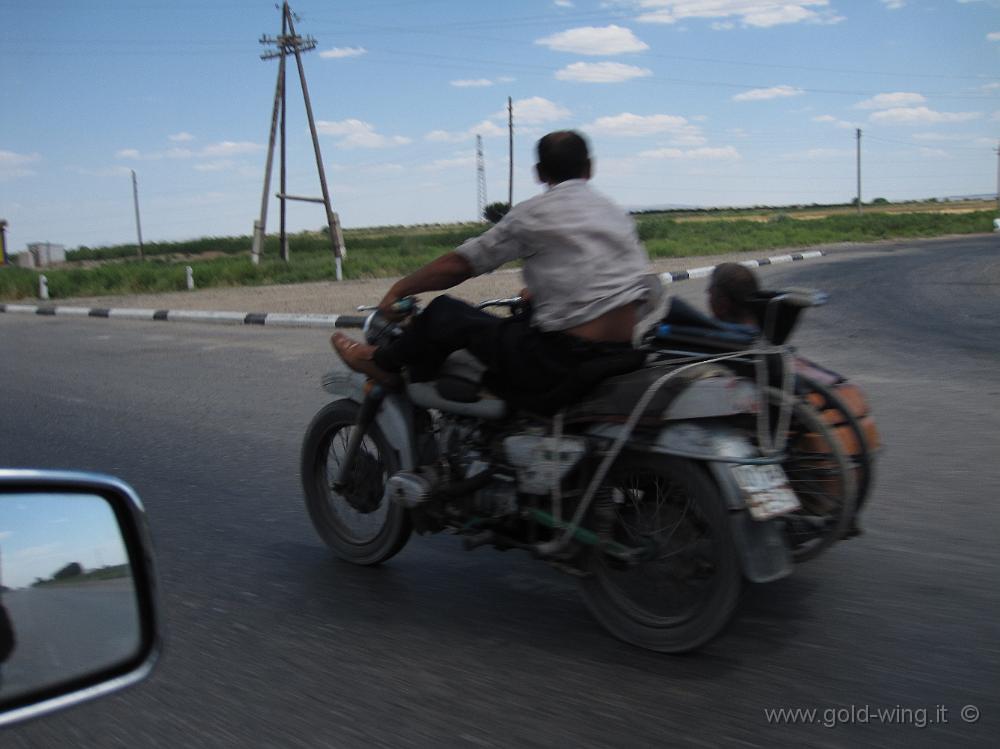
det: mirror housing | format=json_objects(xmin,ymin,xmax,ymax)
[{"xmin": 0, "ymin": 470, "xmax": 161, "ymax": 727}]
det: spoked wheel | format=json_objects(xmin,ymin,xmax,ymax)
[
  {"xmin": 579, "ymin": 455, "xmax": 741, "ymax": 653},
  {"xmin": 797, "ymin": 374, "xmax": 876, "ymax": 516},
  {"xmin": 764, "ymin": 387, "xmax": 856, "ymax": 562},
  {"xmin": 301, "ymin": 399, "xmax": 411, "ymax": 565}
]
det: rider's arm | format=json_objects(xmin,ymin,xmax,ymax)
[{"xmin": 379, "ymin": 251, "xmax": 474, "ymax": 313}]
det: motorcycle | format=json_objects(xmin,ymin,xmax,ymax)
[{"xmin": 300, "ymin": 290, "xmax": 860, "ymax": 653}]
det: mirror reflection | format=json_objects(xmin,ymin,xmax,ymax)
[{"xmin": 0, "ymin": 493, "xmax": 140, "ymax": 702}]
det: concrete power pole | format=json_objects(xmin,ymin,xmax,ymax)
[
  {"xmin": 131, "ymin": 170, "xmax": 145, "ymax": 259},
  {"xmin": 476, "ymin": 134, "xmax": 487, "ymax": 221},
  {"xmin": 0, "ymin": 219, "xmax": 8, "ymax": 266},
  {"xmin": 856, "ymin": 128, "xmax": 863, "ymax": 216},
  {"xmin": 255, "ymin": 2, "xmax": 345, "ymax": 279},
  {"xmin": 507, "ymin": 96, "xmax": 514, "ymax": 208}
]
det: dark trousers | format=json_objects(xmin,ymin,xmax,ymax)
[{"xmin": 373, "ymin": 295, "xmax": 644, "ymax": 415}]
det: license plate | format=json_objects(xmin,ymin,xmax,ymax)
[{"xmin": 731, "ymin": 464, "xmax": 801, "ymax": 521}]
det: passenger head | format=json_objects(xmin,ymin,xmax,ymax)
[
  {"xmin": 536, "ymin": 130, "xmax": 592, "ymax": 185},
  {"xmin": 708, "ymin": 263, "xmax": 760, "ymax": 325}
]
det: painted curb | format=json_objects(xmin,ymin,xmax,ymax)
[{"xmin": 1, "ymin": 250, "xmax": 824, "ymax": 330}]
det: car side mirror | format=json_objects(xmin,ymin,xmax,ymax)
[{"xmin": 0, "ymin": 470, "xmax": 160, "ymax": 727}]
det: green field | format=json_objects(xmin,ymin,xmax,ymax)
[{"xmin": 1, "ymin": 204, "xmax": 994, "ymax": 302}]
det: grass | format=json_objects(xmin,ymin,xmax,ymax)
[{"xmin": 1, "ymin": 207, "xmax": 994, "ymax": 302}]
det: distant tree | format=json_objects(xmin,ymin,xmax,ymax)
[
  {"xmin": 484, "ymin": 201, "xmax": 511, "ymax": 224},
  {"xmin": 872, "ymin": 197, "xmax": 890, "ymax": 205},
  {"xmin": 53, "ymin": 562, "xmax": 83, "ymax": 581}
]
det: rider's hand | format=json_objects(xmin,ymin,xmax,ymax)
[{"xmin": 377, "ymin": 293, "xmax": 416, "ymax": 322}]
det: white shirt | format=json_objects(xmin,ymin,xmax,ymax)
[{"xmin": 455, "ymin": 180, "xmax": 653, "ymax": 332}]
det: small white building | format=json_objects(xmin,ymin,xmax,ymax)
[{"xmin": 16, "ymin": 242, "xmax": 66, "ymax": 268}]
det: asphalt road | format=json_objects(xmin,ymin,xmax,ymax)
[
  {"xmin": 1, "ymin": 236, "xmax": 997, "ymax": 748},
  {"xmin": 2, "ymin": 581, "xmax": 141, "ymax": 701}
]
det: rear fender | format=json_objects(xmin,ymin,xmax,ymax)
[
  {"xmin": 321, "ymin": 370, "xmax": 418, "ymax": 470},
  {"xmin": 585, "ymin": 421, "xmax": 793, "ymax": 583}
]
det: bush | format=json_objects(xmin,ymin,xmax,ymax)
[{"xmin": 484, "ymin": 202, "xmax": 511, "ymax": 224}]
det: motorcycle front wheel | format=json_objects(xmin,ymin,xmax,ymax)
[
  {"xmin": 580, "ymin": 454, "xmax": 741, "ymax": 653},
  {"xmin": 301, "ymin": 399, "xmax": 411, "ymax": 565}
]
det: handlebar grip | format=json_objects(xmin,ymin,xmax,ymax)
[{"xmin": 391, "ymin": 296, "xmax": 417, "ymax": 314}]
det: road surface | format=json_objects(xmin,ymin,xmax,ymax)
[{"xmin": 1, "ymin": 236, "xmax": 997, "ymax": 747}]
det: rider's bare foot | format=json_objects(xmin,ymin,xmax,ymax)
[{"xmin": 330, "ymin": 332, "xmax": 401, "ymax": 388}]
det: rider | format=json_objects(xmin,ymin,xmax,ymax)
[{"xmin": 331, "ymin": 130, "xmax": 657, "ymax": 415}]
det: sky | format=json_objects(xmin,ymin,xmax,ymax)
[
  {"xmin": 0, "ymin": 493, "xmax": 129, "ymax": 589},
  {"xmin": 1, "ymin": 0, "xmax": 998, "ymax": 252}
]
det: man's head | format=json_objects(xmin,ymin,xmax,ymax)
[
  {"xmin": 708, "ymin": 262, "xmax": 760, "ymax": 325},
  {"xmin": 536, "ymin": 130, "xmax": 592, "ymax": 186}
]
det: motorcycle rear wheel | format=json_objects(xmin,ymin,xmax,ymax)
[
  {"xmin": 301, "ymin": 399, "xmax": 411, "ymax": 565},
  {"xmin": 580, "ymin": 454, "xmax": 741, "ymax": 653}
]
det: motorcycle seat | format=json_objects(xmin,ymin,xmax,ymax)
[{"xmin": 563, "ymin": 361, "xmax": 729, "ymax": 425}]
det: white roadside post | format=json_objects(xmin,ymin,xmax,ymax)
[
  {"xmin": 993, "ymin": 218, "xmax": 1000, "ymax": 233},
  {"xmin": 39, "ymin": 275, "xmax": 49, "ymax": 301},
  {"xmin": 186, "ymin": 266, "xmax": 195, "ymax": 290}
]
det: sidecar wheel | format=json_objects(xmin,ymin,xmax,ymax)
[
  {"xmin": 301, "ymin": 400, "xmax": 411, "ymax": 566},
  {"xmin": 766, "ymin": 388, "xmax": 856, "ymax": 562},
  {"xmin": 580, "ymin": 455, "xmax": 741, "ymax": 653}
]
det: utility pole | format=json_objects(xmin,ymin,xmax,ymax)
[
  {"xmin": 255, "ymin": 2, "xmax": 345, "ymax": 279},
  {"xmin": 507, "ymin": 96, "xmax": 514, "ymax": 208},
  {"xmin": 131, "ymin": 170, "xmax": 145, "ymax": 259},
  {"xmin": 0, "ymin": 219, "xmax": 8, "ymax": 266},
  {"xmin": 476, "ymin": 134, "xmax": 487, "ymax": 221},
  {"xmin": 855, "ymin": 128, "xmax": 862, "ymax": 216}
]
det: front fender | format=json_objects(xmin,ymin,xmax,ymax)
[{"xmin": 321, "ymin": 370, "xmax": 418, "ymax": 470}]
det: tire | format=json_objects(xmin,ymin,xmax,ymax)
[
  {"xmin": 579, "ymin": 454, "xmax": 742, "ymax": 653},
  {"xmin": 797, "ymin": 375, "xmax": 876, "ymax": 514},
  {"xmin": 765, "ymin": 387, "xmax": 856, "ymax": 562},
  {"xmin": 301, "ymin": 399, "xmax": 411, "ymax": 565}
]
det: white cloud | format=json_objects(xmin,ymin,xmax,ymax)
[
  {"xmin": 194, "ymin": 160, "xmax": 238, "ymax": 172},
  {"xmin": 813, "ymin": 114, "xmax": 857, "ymax": 129},
  {"xmin": 732, "ymin": 85, "xmax": 804, "ymax": 102},
  {"xmin": 881, "ymin": 0, "xmax": 905, "ymax": 9},
  {"xmin": 586, "ymin": 112, "xmax": 704, "ymax": 144},
  {"xmin": 855, "ymin": 92, "xmax": 926, "ymax": 110},
  {"xmin": 869, "ymin": 106, "xmax": 981, "ymax": 124},
  {"xmin": 426, "ymin": 119, "xmax": 505, "ymax": 144},
  {"xmin": 317, "ymin": 119, "xmax": 412, "ymax": 148},
  {"xmin": 911, "ymin": 132, "xmax": 992, "ymax": 145},
  {"xmin": 917, "ymin": 147, "xmax": 949, "ymax": 158},
  {"xmin": 70, "ymin": 165, "xmax": 132, "ymax": 178},
  {"xmin": 319, "ymin": 46, "xmax": 367, "ymax": 59},
  {"xmin": 450, "ymin": 79, "xmax": 494, "ymax": 88},
  {"xmin": 638, "ymin": 146, "xmax": 741, "ymax": 160},
  {"xmin": 506, "ymin": 96, "xmax": 571, "ymax": 124},
  {"xmin": 422, "ymin": 155, "xmax": 477, "ymax": 171},
  {"xmin": 554, "ymin": 0, "xmax": 574, "ymax": 6},
  {"xmin": 555, "ymin": 62, "xmax": 652, "ymax": 83},
  {"xmin": 0, "ymin": 149, "xmax": 41, "ymax": 178},
  {"xmin": 780, "ymin": 147, "xmax": 852, "ymax": 161},
  {"xmin": 424, "ymin": 98, "xmax": 568, "ymax": 143},
  {"xmin": 200, "ymin": 141, "xmax": 262, "ymax": 157},
  {"xmin": 168, "ymin": 132, "xmax": 195, "ymax": 142},
  {"xmin": 634, "ymin": 1, "xmax": 843, "ymax": 28},
  {"xmin": 536, "ymin": 25, "xmax": 649, "ymax": 55},
  {"xmin": 114, "ymin": 141, "xmax": 260, "ymax": 162},
  {"xmin": 988, "ymin": 31, "xmax": 1000, "ymax": 41}
]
